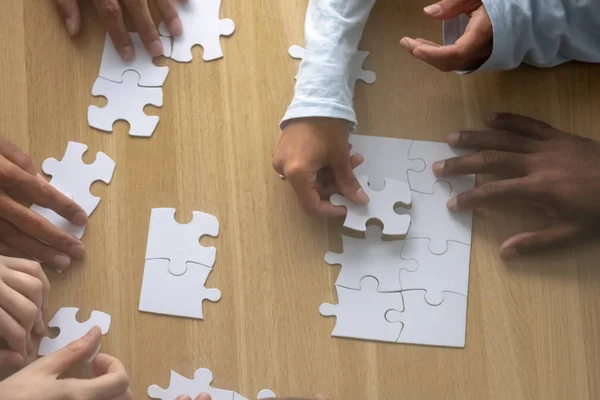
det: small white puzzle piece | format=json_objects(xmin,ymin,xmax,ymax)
[
  {"xmin": 395, "ymin": 181, "xmax": 472, "ymax": 254},
  {"xmin": 399, "ymin": 239, "xmax": 470, "ymax": 305},
  {"xmin": 330, "ymin": 175, "xmax": 411, "ymax": 236},
  {"xmin": 145, "ymin": 208, "xmax": 219, "ymax": 275},
  {"xmin": 139, "ymin": 259, "xmax": 221, "ymax": 320},
  {"xmin": 98, "ymin": 33, "xmax": 172, "ymax": 87},
  {"xmin": 159, "ymin": 0, "xmax": 235, "ymax": 62},
  {"xmin": 88, "ymin": 71, "xmax": 163, "ymax": 137},
  {"xmin": 256, "ymin": 389, "xmax": 276, "ymax": 399},
  {"xmin": 386, "ymin": 290, "xmax": 467, "ymax": 348},
  {"xmin": 148, "ymin": 368, "xmax": 233, "ymax": 400},
  {"xmin": 349, "ymin": 135, "xmax": 424, "ymax": 190},
  {"xmin": 288, "ymin": 45, "xmax": 376, "ymax": 98},
  {"xmin": 319, "ymin": 277, "xmax": 403, "ymax": 343},
  {"xmin": 408, "ymin": 140, "xmax": 475, "ymax": 195},
  {"xmin": 325, "ymin": 226, "xmax": 417, "ymax": 292},
  {"xmin": 30, "ymin": 141, "xmax": 116, "ymax": 239},
  {"xmin": 38, "ymin": 307, "xmax": 111, "ymax": 361}
]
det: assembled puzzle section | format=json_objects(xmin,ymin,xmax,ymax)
[
  {"xmin": 159, "ymin": 0, "xmax": 235, "ymax": 62},
  {"xmin": 30, "ymin": 141, "xmax": 116, "ymax": 239}
]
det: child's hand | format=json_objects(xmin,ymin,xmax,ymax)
[
  {"xmin": 272, "ymin": 118, "xmax": 368, "ymax": 217},
  {"xmin": 400, "ymin": 0, "xmax": 493, "ymax": 71}
]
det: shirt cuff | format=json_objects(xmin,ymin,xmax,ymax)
[{"xmin": 280, "ymin": 101, "xmax": 357, "ymax": 131}]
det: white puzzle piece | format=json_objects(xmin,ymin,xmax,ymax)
[
  {"xmin": 257, "ymin": 389, "xmax": 276, "ymax": 399},
  {"xmin": 145, "ymin": 208, "xmax": 219, "ymax": 275},
  {"xmin": 98, "ymin": 33, "xmax": 172, "ymax": 87},
  {"xmin": 288, "ymin": 45, "xmax": 376, "ymax": 98},
  {"xmin": 148, "ymin": 368, "xmax": 233, "ymax": 400},
  {"xmin": 330, "ymin": 175, "xmax": 411, "ymax": 236},
  {"xmin": 30, "ymin": 142, "xmax": 116, "ymax": 239},
  {"xmin": 386, "ymin": 290, "xmax": 467, "ymax": 348},
  {"xmin": 319, "ymin": 277, "xmax": 403, "ymax": 343},
  {"xmin": 88, "ymin": 71, "xmax": 163, "ymax": 137},
  {"xmin": 408, "ymin": 140, "xmax": 475, "ymax": 195},
  {"xmin": 38, "ymin": 307, "xmax": 111, "ymax": 361},
  {"xmin": 324, "ymin": 226, "xmax": 417, "ymax": 292},
  {"xmin": 399, "ymin": 239, "xmax": 470, "ymax": 305},
  {"xmin": 139, "ymin": 259, "xmax": 221, "ymax": 320},
  {"xmin": 159, "ymin": 0, "xmax": 235, "ymax": 62},
  {"xmin": 395, "ymin": 181, "xmax": 472, "ymax": 254},
  {"xmin": 349, "ymin": 135, "xmax": 424, "ymax": 190}
]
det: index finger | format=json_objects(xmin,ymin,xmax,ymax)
[
  {"xmin": 123, "ymin": 0, "xmax": 164, "ymax": 57},
  {"xmin": 286, "ymin": 172, "xmax": 346, "ymax": 217},
  {"xmin": 93, "ymin": 0, "xmax": 134, "ymax": 61},
  {"xmin": 67, "ymin": 353, "xmax": 130, "ymax": 398}
]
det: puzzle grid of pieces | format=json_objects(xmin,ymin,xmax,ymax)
[{"xmin": 321, "ymin": 134, "xmax": 475, "ymax": 348}]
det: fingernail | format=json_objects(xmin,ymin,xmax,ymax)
[
  {"xmin": 66, "ymin": 19, "xmax": 76, "ymax": 36},
  {"xmin": 447, "ymin": 196, "xmax": 458, "ymax": 211},
  {"xmin": 72, "ymin": 211, "xmax": 88, "ymax": 226},
  {"xmin": 446, "ymin": 132, "xmax": 460, "ymax": 145},
  {"xmin": 432, "ymin": 160, "xmax": 444, "ymax": 174},
  {"xmin": 399, "ymin": 38, "xmax": 408, "ymax": 47},
  {"xmin": 197, "ymin": 394, "xmax": 211, "ymax": 400},
  {"xmin": 149, "ymin": 39, "xmax": 164, "ymax": 57},
  {"xmin": 356, "ymin": 188, "xmax": 370, "ymax": 205},
  {"xmin": 84, "ymin": 326, "xmax": 98, "ymax": 339},
  {"xmin": 424, "ymin": 4, "xmax": 442, "ymax": 16},
  {"xmin": 119, "ymin": 45, "xmax": 134, "ymax": 61},
  {"xmin": 169, "ymin": 18, "xmax": 183, "ymax": 35},
  {"xmin": 52, "ymin": 254, "xmax": 71, "ymax": 270},
  {"xmin": 501, "ymin": 247, "xmax": 519, "ymax": 259},
  {"xmin": 70, "ymin": 243, "xmax": 86, "ymax": 260}
]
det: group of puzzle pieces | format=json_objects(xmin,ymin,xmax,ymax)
[
  {"xmin": 320, "ymin": 135, "xmax": 475, "ymax": 347},
  {"xmin": 88, "ymin": 0, "xmax": 235, "ymax": 137}
]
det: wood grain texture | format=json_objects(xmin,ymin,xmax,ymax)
[{"xmin": 1, "ymin": 0, "xmax": 600, "ymax": 399}]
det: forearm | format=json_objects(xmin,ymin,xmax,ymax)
[{"xmin": 281, "ymin": 0, "xmax": 376, "ymax": 129}]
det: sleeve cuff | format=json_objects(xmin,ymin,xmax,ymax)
[{"xmin": 280, "ymin": 102, "xmax": 357, "ymax": 131}]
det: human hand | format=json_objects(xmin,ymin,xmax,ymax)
[
  {"xmin": 54, "ymin": 0, "xmax": 187, "ymax": 61},
  {"xmin": 0, "ymin": 327, "xmax": 131, "ymax": 400},
  {"xmin": 176, "ymin": 395, "xmax": 328, "ymax": 400},
  {"xmin": 0, "ymin": 138, "xmax": 87, "ymax": 270},
  {"xmin": 0, "ymin": 257, "xmax": 50, "ymax": 366},
  {"xmin": 272, "ymin": 118, "xmax": 368, "ymax": 217},
  {"xmin": 399, "ymin": 0, "xmax": 492, "ymax": 71},
  {"xmin": 435, "ymin": 113, "xmax": 600, "ymax": 258}
]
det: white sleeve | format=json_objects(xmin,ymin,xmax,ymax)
[{"xmin": 281, "ymin": 0, "xmax": 376, "ymax": 130}]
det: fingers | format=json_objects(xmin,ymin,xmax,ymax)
[
  {"xmin": 329, "ymin": 153, "xmax": 369, "ymax": 206},
  {"xmin": 447, "ymin": 178, "xmax": 536, "ymax": 212},
  {"xmin": 433, "ymin": 151, "xmax": 529, "ymax": 177},
  {"xmin": 423, "ymin": 0, "xmax": 482, "ymax": 20},
  {"xmin": 0, "ymin": 283, "xmax": 39, "ymax": 339},
  {"xmin": 123, "ymin": 0, "xmax": 164, "ymax": 57},
  {"xmin": 0, "ymin": 140, "xmax": 36, "ymax": 176},
  {"xmin": 93, "ymin": 0, "xmax": 134, "ymax": 61},
  {"xmin": 54, "ymin": 0, "xmax": 82, "ymax": 36},
  {"xmin": 37, "ymin": 326, "xmax": 102, "ymax": 375},
  {"xmin": 286, "ymin": 170, "xmax": 346, "ymax": 217},
  {"xmin": 3, "ymin": 257, "xmax": 50, "ymax": 308},
  {"xmin": 445, "ymin": 130, "xmax": 540, "ymax": 153},
  {"xmin": 66, "ymin": 353, "xmax": 130, "ymax": 399},
  {"xmin": 0, "ymin": 307, "xmax": 27, "ymax": 359},
  {"xmin": 500, "ymin": 223, "xmax": 583, "ymax": 259},
  {"xmin": 156, "ymin": 0, "xmax": 183, "ymax": 35},
  {"xmin": 486, "ymin": 113, "xmax": 559, "ymax": 140},
  {"xmin": 0, "ymin": 349, "xmax": 24, "ymax": 367},
  {"xmin": 175, "ymin": 395, "xmax": 211, "ymax": 400}
]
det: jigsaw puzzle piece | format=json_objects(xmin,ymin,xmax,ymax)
[
  {"xmin": 395, "ymin": 181, "xmax": 472, "ymax": 254},
  {"xmin": 39, "ymin": 307, "xmax": 111, "ymax": 361},
  {"xmin": 407, "ymin": 140, "xmax": 475, "ymax": 195},
  {"xmin": 139, "ymin": 259, "xmax": 221, "ymax": 320},
  {"xmin": 287, "ymin": 45, "xmax": 304, "ymax": 60},
  {"xmin": 386, "ymin": 290, "xmax": 467, "ymax": 348},
  {"xmin": 159, "ymin": 0, "xmax": 235, "ymax": 62},
  {"xmin": 319, "ymin": 277, "xmax": 403, "ymax": 343},
  {"xmin": 330, "ymin": 175, "xmax": 411, "ymax": 236},
  {"xmin": 349, "ymin": 135, "xmax": 425, "ymax": 190},
  {"xmin": 399, "ymin": 239, "xmax": 470, "ymax": 305},
  {"xmin": 257, "ymin": 389, "xmax": 276, "ymax": 399},
  {"xmin": 148, "ymin": 368, "xmax": 234, "ymax": 400},
  {"xmin": 324, "ymin": 225, "xmax": 417, "ymax": 292},
  {"xmin": 98, "ymin": 33, "xmax": 172, "ymax": 87},
  {"xmin": 145, "ymin": 208, "xmax": 219, "ymax": 275},
  {"xmin": 88, "ymin": 71, "xmax": 163, "ymax": 137}
]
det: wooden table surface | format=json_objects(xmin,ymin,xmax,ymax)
[{"xmin": 2, "ymin": 1, "xmax": 600, "ymax": 399}]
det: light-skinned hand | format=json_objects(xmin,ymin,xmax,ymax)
[
  {"xmin": 54, "ymin": 0, "xmax": 188, "ymax": 61},
  {"xmin": 400, "ymin": 0, "xmax": 492, "ymax": 71},
  {"xmin": 272, "ymin": 117, "xmax": 368, "ymax": 217},
  {"xmin": 176, "ymin": 395, "xmax": 328, "ymax": 400},
  {"xmin": 0, "ymin": 138, "xmax": 87, "ymax": 270},
  {"xmin": 0, "ymin": 327, "xmax": 131, "ymax": 400},
  {"xmin": 437, "ymin": 113, "xmax": 600, "ymax": 258}
]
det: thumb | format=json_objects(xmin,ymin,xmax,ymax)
[
  {"xmin": 423, "ymin": 0, "xmax": 482, "ymax": 19},
  {"xmin": 500, "ymin": 223, "xmax": 583, "ymax": 259},
  {"xmin": 38, "ymin": 326, "xmax": 102, "ymax": 375},
  {"xmin": 330, "ymin": 156, "xmax": 369, "ymax": 206}
]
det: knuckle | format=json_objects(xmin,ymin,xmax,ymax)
[
  {"xmin": 101, "ymin": 0, "xmax": 122, "ymax": 20},
  {"xmin": 23, "ymin": 303, "xmax": 38, "ymax": 323},
  {"xmin": 282, "ymin": 162, "xmax": 306, "ymax": 179},
  {"xmin": 442, "ymin": 156, "xmax": 461, "ymax": 173},
  {"xmin": 13, "ymin": 153, "xmax": 33, "ymax": 171},
  {"xmin": 480, "ymin": 181, "xmax": 499, "ymax": 197},
  {"xmin": 126, "ymin": 0, "xmax": 146, "ymax": 8},
  {"xmin": 479, "ymin": 150, "xmax": 503, "ymax": 165},
  {"xmin": 13, "ymin": 327, "xmax": 26, "ymax": 344}
]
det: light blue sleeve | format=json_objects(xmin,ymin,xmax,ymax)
[{"xmin": 444, "ymin": 0, "xmax": 600, "ymax": 71}]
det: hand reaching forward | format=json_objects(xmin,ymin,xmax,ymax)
[
  {"xmin": 176, "ymin": 395, "xmax": 328, "ymax": 400},
  {"xmin": 400, "ymin": 0, "xmax": 493, "ymax": 71},
  {"xmin": 54, "ymin": 0, "xmax": 187, "ymax": 61},
  {"xmin": 0, "ymin": 327, "xmax": 131, "ymax": 400},
  {"xmin": 436, "ymin": 113, "xmax": 600, "ymax": 258},
  {"xmin": 272, "ymin": 118, "xmax": 368, "ymax": 217}
]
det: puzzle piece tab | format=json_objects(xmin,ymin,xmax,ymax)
[
  {"xmin": 39, "ymin": 307, "xmax": 111, "ymax": 361},
  {"xmin": 319, "ymin": 277, "xmax": 403, "ymax": 343},
  {"xmin": 148, "ymin": 368, "xmax": 233, "ymax": 400},
  {"xmin": 330, "ymin": 175, "xmax": 411, "ymax": 236},
  {"xmin": 88, "ymin": 71, "xmax": 163, "ymax": 137},
  {"xmin": 145, "ymin": 208, "xmax": 219, "ymax": 276},
  {"xmin": 159, "ymin": 0, "xmax": 235, "ymax": 62},
  {"xmin": 325, "ymin": 225, "xmax": 417, "ymax": 292}
]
